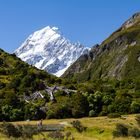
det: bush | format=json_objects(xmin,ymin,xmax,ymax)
[
  {"xmin": 135, "ymin": 115, "xmax": 140, "ymax": 126},
  {"xmin": 0, "ymin": 122, "xmax": 22, "ymax": 138},
  {"xmin": 48, "ymin": 131, "xmax": 64, "ymax": 139},
  {"xmin": 20, "ymin": 125, "xmax": 38, "ymax": 138},
  {"xmin": 65, "ymin": 131, "xmax": 72, "ymax": 140},
  {"xmin": 10, "ymin": 109, "xmax": 24, "ymax": 121},
  {"xmin": 0, "ymin": 81, "xmax": 5, "ymax": 89},
  {"xmin": 71, "ymin": 120, "xmax": 86, "ymax": 133},
  {"xmin": 89, "ymin": 110, "xmax": 96, "ymax": 117},
  {"xmin": 130, "ymin": 101, "xmax": 140, "ymax": 113},
  {"xmin": 113, "ymin": 123, "xmax": 128, "ymax": 137},
  {"xmin": 129, "ymin": 128, "xmax": 140, "ymax": 138},
  {"xmin": 0, "ymin": 122, "xmax": 39, "ymax": 139},
  {"xmin": 107, "ymin": 113, "xmax": 121, "ymax": 118}
]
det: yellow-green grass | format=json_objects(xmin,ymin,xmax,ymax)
[{"xmin": 0, "ymin": 114, "xmax": 139, "ymax": 140}]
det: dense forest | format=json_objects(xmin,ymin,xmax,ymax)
[{"xmin": 0, "ymin": 48, "xmax": 140, "ymax": 121}]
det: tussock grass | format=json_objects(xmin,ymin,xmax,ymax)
[{"xmin": 0, "ymin": 114, "xmax": 138, "ymax": 140}]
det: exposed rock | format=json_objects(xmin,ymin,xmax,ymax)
[
  {"xmin": 130, "ymin": 41, "xmax": 137, "ymax": 46},
  {"xmin": 138, "ymin": 56, "xmax": 140, "ymax": 62},
  {"xmin": 108, "ymin": 55, "xmax": 128, "ymax": 79},
  {"xmin": 122, "ymin": 12, "xmax": 140, "ymax": 29}
]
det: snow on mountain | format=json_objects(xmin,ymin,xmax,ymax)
[{"xmin": 15, "ymin": 26, "xmax": 89, "ymax": 77}]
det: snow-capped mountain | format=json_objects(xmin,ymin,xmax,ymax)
[{"xmin": 15, "ymin": 26, "xmax": 88, "ymax": 77}]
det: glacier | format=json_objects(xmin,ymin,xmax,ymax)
[{"xmin": 15, "ymin": 26, "xmax": 88, "ymax": 77}]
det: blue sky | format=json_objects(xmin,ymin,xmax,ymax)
[{"xmin": 0, "ymin": 0, "xmax": 140, "ymax": 53}]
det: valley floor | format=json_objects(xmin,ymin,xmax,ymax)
[{"xmin": 0, "ymin": 114, "xmax": 139, "ymax": 140}]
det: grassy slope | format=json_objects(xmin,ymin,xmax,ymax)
[
  {"xmin": 0, "ymin": 114, "xmax": 139, "ymax": 140},
  {"xmin": 0, "ymin": 48, "xmax": 60, "ymax": 95},
  {"xmin": 63, "ymin": 15, "xmax": 140, "ymax": 82}
]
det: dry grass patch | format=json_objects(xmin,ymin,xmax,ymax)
[{"xmin": 0, "ymin": 114, "xmax": 139, "ymax": 140}]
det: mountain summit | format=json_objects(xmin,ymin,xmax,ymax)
[{"xmin": 15, "ymin": 26, "xmax": 88, "ymax": 76}]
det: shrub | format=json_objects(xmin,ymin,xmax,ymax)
[
  {"xmin": 107, "ymin": 113, "xmax": 121, "ymax": 118},
  {"xmin": 113, "ymin": 123, "xmax": 128, "ymax": 137},
  {"xmin": 0, "ymin": 122, "xmax": 39, "ymax": 139},
  {"xmin": 48, "ymin": 131, "xmax": 64, "ymax": 139},
  {"xmin": 20, "ymin": 125, "xmax": 38, "ymax": 138},
  {"xmin": 10, "ymin": 109, "xmax": 24, "ymax": 121},
  {"xmin": 65, "ymin": 131, "xmax": 72, "ymax": 140},
  {"xmin": 130, "ymin": 101, "xmax": 140, "ymax": 113},
  {"xmin": 89, "ymin": 110, "xmax": 96, "ymax": 117},
  {"xmin": 0, "ymin": 122, "xmax": 22, "ymax": 138},
  {"xmin": 71, "ymin": 120, "xmax": 86, "ymax": 133},
  {"xmin": 65, "ymin": 131, "xmax": 75, "ymax": 140},
  {"xmin": 0, "ymin": 81, "xmax": 5, "ymax": 89},
  {"xmin": 129, "ymin": 128, "xmax": 140, "ymax": 138},
  {"xmin": 135, "ymin": 115, "xmax": 140, "ymax": 126}
]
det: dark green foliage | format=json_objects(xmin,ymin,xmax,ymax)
[
  {"xmin": 130, "ymin": 101, "xmax": 140, "ymax": 113},
  {"xmin": 113, "ymin": 123, "xmax": 128, "ymax": 137},
  {"xmin": 0, "ymin": 122, "xmax": 40, "ymax": 139},
  {"xmin": 71, "ymin": 120, "xmax": 86, "ymax": 133},
  {"xmin": 0, "ymin": 57, "xmax": 3, "ymax": 66},
  {"xmin": 87, "ymin": 91, "xmax": 103, "ymax": 115},
  {"xmin": 20, "ymin": 125, "xmax": 38, "ymax": 138},
  {"xmin": 0, "ymin": 122, "xmax": 22, "ymax": 138},
  {"xmin": 129, "ymin": 128, "xmax": 140, "ymax": 138},
  {"xmin": 107, "ymin": 113, "xmax": 121, "ymax": 118},
  {"xmin": 89, "ymin": 110, "xmax": 96, "ymax": 117},
  {"xmin": 47, "ymin": 103, "xmax": 71, "ymax": 119},
  {"xmin": 71, "ymin": 92, "xmax": 89, "ymax": 118},
  {"xmin": 0, "ymin": 81, "xmax": 5, "ymax": 89},
  {"xmin": 47, "ymin": 96, "xmax": 72, "ymax": 119},
  {"xmin": 47, "ymin": 92, "xmax": 89, "ymax": 119},
  {"xmin": 24, "ymin": 103, "xmax": 46, "ymax": 120},
  {"xmin": 0, "ymin": 49, "xmax": 63, "ymax": 121}
]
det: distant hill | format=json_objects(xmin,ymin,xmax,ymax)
[{"xmin": 63, "ymin": 12, "xmax": 140, "ymax": 82}]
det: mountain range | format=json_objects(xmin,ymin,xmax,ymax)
[
  {"xmin": 15, "ymin": 26, "xmax": 88, "ymax": 77},
  {"xmin": 0, "ymin": 12, "xmax": 140, "ymax": 121}
]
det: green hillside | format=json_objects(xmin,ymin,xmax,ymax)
[
  {"xmin": 0, "ymin": 48, "xmax": 89, "ymax": 121},
  {"xmin": 0, "ymin": 48, "xmax": 62, "ymax": 121},
  {"xmin": 63, "ymin": 12, "xmax": 140, "ymax": 82},
  {"xmin": 0, "ymin": 48, "xmax": 59, "ymax": 91},
  {"xmin": 60, "ymin": 13, "xmax": 140, "ymax": 118}
]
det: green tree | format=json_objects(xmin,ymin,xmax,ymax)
[
  {"xmin": 130, "ymin": 101, "xmax": 140, "ymax": 113},
  {"xmin": 71, "ymin": 92, "xmax": 89, "ymax": 118},
  {"xmin": 87, "ymin": 91, "xmax": 103, "ymax": 115},
  {"xmin": 1, "ymin": 105, "xmax": 12, "ymax": 121},
  {"xmin": 10, "ymin": 109, "xmax": 24, "ymax": 121}
]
